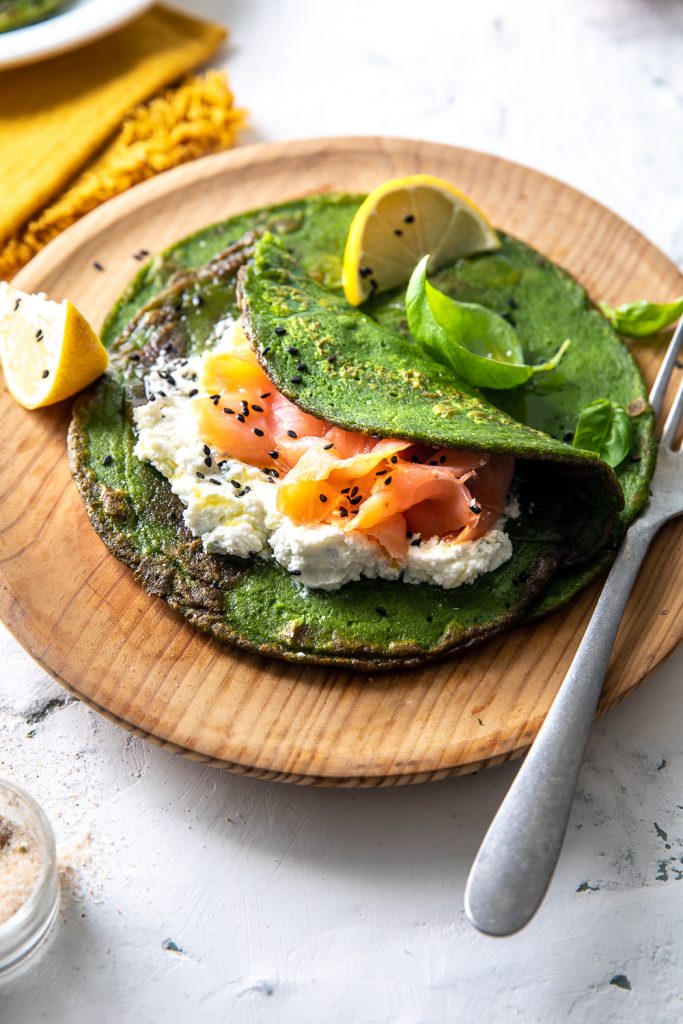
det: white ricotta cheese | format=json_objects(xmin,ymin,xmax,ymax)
[{"xmin": 132, "ymin": 328, "xmax": 514, "ymax": 592}]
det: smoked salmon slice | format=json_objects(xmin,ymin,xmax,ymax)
[{"xmin": 194, "ymin": 329, "xmax": 514, "ymax": 559}]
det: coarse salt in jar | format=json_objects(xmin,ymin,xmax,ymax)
[{"xmin": 0, "ymin": 778, "xmax": 59, "ymax": 977}]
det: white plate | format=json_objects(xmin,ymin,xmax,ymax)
[{"xmin": 0, "ymin": 0, "xmax": 153, "ymax": 69}]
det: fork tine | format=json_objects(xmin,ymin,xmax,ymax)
[
  {"xmin": 661, "ymin": 375, "xmax": 683, "ymax": 448},
  {"xmin": 649, "ymin": 316, "xmax": 683, "ymax": 417}
]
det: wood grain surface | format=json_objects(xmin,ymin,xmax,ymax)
[{"xmin": 2, "ymin": 137, "xmax": 681, "ymax": 786}]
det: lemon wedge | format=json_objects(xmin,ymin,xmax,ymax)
[
  {"xmin": 0, "ymin": 283, "xmax": 108, "ymax": 410},
  {"xmin": 342, "ymin": 174, "xmax": 500, "ymax": 306}
]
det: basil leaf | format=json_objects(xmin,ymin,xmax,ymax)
[
  {"xmin": 406, "ymin": 256, "xmax": 569, "ymax": 390},
  {"xmin": 572, "ymin": 398, "xmax": 633, "ymax": 467},
  {"xmin": 598, "ymin": 296, "xmax": 683, "ymax": 338}
]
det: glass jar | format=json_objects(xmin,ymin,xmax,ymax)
[{"xmin": 0, "ymin": 778, "xmax": 59, "ymax": 977}]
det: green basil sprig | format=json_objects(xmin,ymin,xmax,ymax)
[
  {"xmin": 572, "ymin": 398, "xmax": 633, "ymax": 467},
  {"xmin": 598, "ymin": 296, "xmax": 683, "ymax": 338},
  {"xmin": 406, "ymin": 256, "xmax": 569, "ymax": 390}
]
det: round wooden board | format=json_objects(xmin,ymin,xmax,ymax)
[{"xmin": 2, "ymin": 137, "xmax": 682, "ymax": 786}]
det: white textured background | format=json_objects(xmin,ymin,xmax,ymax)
[{"xmin": 2, "ymin": 1, "xmax": 683, "ymax": 1021}]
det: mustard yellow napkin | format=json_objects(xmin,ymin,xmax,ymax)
[{"xmin": 0, "ymin": 5, "xmax": 246, "ymax": 277}]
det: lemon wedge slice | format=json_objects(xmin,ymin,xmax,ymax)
[
  {"xmin": 0, "ymin": 283, "xmax": 108, "ymax": 410},
  {"xmin": 342, "ymin": 174, "xmax": 500, "ymax": 306}
]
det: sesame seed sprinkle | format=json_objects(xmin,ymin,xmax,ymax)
[
  {"xmin": 376, "ymin": 606, "xmax": 387, "ymax": 617},
  {"xmin": 384, "ymin": 476, "xmax": 392, "ymax": 486},
  {"xmin": 203, "ymin": 444, "xmax": 210, "ymax": 456},
  {"xmin": 275, "ymin": 326, "xmax": 287, "ymax": 336},
  {"xmin": 251, "ymin": 404, "xmax": 264, "ymax": 413},
  {"xmin": 287, "ymin": 430, "xmax": 297, "ymax": 438},
  {"xmin": 253, "ymin": 427, "xmax": 265, "ymax": 437},
  {"xmin": 470, "ymin": 503, "xmax": 482, "ymax": 514},
  {"xmin": 230, "ymin": 480, "xmax": 241, "ymax": 489},
  {"xmin": 209, "ymin": 478, "xmax": 221, "ymax": 485},
  {"xmin": 189, "ymin": 389, "xmax": 198, "ymax": 397},
  {"xmin": 196, "ymin": 471, "xmax": 205, "ymax": 479},
  {"xmin": 410, "ymin": 538, "xmax": 422, "ymax": 547},
  {"xmin": 287, "ymin": 346, "xmax": 299, "ymax": 356},
  {"xmin": 41, "ymin": 369, "xmax": 49, "ymax": 378},
  {"xmin": 268, "ymin": 450, "xmax": 279, "ymax": 460},
  {"xmin": 102, "ymin": 455, "xmax": 113, "ymax": 466},
  {"xmin": 291, "ymin": 375, "xmax": 303, "ymax": 384},
  {"xmin": 260, "ymin": 393, "xmax": 272, "ymax": 399},
  {"xmin": 319, "ymin": 494, "xmax": 328, "ymax": 502},
  {"xmin": 236, "ymin": 414, "xmax": 245, "ymax": 423},
  {"xmin": 323, "ymin": 443, "xmax": 333, "ymax": 450},
  {"xmin": 204, "ymin": 456, "xmax": 212, "ymax": 467}
]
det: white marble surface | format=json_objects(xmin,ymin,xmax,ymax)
[{"xmin": 2, "ymin": 1, "xmax": 683, "ymax": 1021}]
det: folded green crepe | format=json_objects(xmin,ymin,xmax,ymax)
[{"xmin": 68, "ymin": 194, "xmax": 656, "ymax": 669}]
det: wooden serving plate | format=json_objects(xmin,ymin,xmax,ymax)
[{"xmin": 2, "ymin": 138, "xmax": 682, "ymax": 785}]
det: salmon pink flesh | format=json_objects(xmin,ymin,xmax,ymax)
[{"xmin": 194, "ymin": 344, "xmax": 514, "ymax": 560}]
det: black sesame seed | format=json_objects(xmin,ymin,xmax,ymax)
[
  {"xmin": 204, "ymin": 456, "xmax": 212, "ymax": 467},
  {"xmin": 470, "ymin": 502, "xmax": 482, "ymax": 514},
  {"xmin": 297, "ymin": 363, "xmax": 308, "ymax": 372},
  {"xmin": 224, "ymin": 407, "xmax": 235, "ymax": 414},
  {"xmin": 287, "ymin": 430, "xmax": 298, "ymax": 438},
  {"xmin": 339, "ymin": 507, "xmax": 349, "ymax": 518},
  {"xmin": 291, "ymin": 569, "xmax": 302, "ymax": 576},
  {"xmin": 230, "ymin": 480, "xmax": 241, "ymax": 489},
  {"xmin": 319, "ymin": 494, "xmax": 328, "ymax": 503},
  {"xmin": 166, "ymin": 375, "xmax": 176, "ymax": 387},
  {"xmin": 251, "ymin": 404, "xmax": 264, "ymax": 413},
  {"xmin": 327, "ymin": 354, "xmax": 337, "ymax": 364},
  {"xmin": 203, "ymin": 444, "xmax": 210, "ymax": 456},
  {"xmin": 189, "ymin": 389, "xmax": 199, "ymax": 397},
  {"xmin": 323, "ymin": 443, "xmax": 333, "ymax": 450},
  {"xmin": 350, "ymin": 486, "xmax": 359, "ymax": 497},
  {"xmin": 209, "ymin": 478, "xmax": 221, "ymax": 485},
  {"xmin": 262, "ymin": 347, "xmax": 271, "ymax": 355},
  {"xmin": 271, "ymin": 469, "xmax": 280, "ymax": 478},
  {"xmin": 236, "ymin": 489, "xmax": 247, "ymax": 498},
  {"xmin": 376, "ymin": 606, "xmax": 387, "ymax": 617},
  {"xmin": 209, "ymin": 394, "xmax": 220, "ymax": 401},
  {"xmin": 404, "ymin": 214, "xmax": 415, "ymax": 224},
  {"xmin": 384, "ymin": 476, "xmax": 392, "ymax": 486},
  {"xmin": 253, "ymin": 427, "xmax": 265, "ymax": 437},
  {"xmin": 563, "ymin": 431, "xmax": 575, "ymax": 443},
  {"xmin": 275, "ymin": 326, "xmax": 287, "ymax": 336},
  {"xmin": 390, "ymin": 455, "xmax": 398, "ymax": 464},
  {"xmin": 341, "ymin": 488, "xmax": 350, "ymax": 494},
  {"xmin": 291, "ymin": 375, "xmax": 303, "ymax": 384},
  {"xmin": 244, "ymin": 487, "xmax": 251, "ymax": 494},
  {"xmin": 103, "ymin": 455, "xmax": 113, "ymax": 466},
  {"xmin": 439, "ymin": 455, "xmax": 447, "ymax": 464},
  {"xmin": 158, "ymin": 390, "xmax": 166, "ymax": 397},
  {"xmin": 13, "ymin": 297, "xmax": 21, "ymax": 311},
  {"xmin": 260, "ymin": 392, "xmax": 272, "ymax": 399},
  {"xmin": 196, "ymin": 471, "xmax": 205, "ymax": 479},
  {"xmin": 410, "ymin": 538, "xmax": 422, "ymax": 547},
  {"xmin": 349, "ymin": 495, "xmax": 362, "ymax": 506},
  {"xmin": 35, "ymin": 329, "xmax": 43, "ymax": 342},
  {"xmin": 148, "ymin": 395, "xmax": 156, "ymax": 402},
  {"xmin": 394, "ymin": 229, "xmax": 403, "ymax": 236},
  {"xmin": 287, "ymin": 346, "xmax": 299, "ymax": 356},
  {"xmin": 41, "ymin": 369, "xmax": 49, "ymax": 378},
  {"xmin": 376, "ymin": 469, "xmax": 388, "ymax": 476},
  {"xmin": 93, "ymin": 261, "xmax": 105, "ymax": 271},
  {"xmin": 236, "ymin": 414, "xmax": 245, "ymax": 423},
  {"xmin": 218, "ymin": 460, "xmax": 228, "ymax": 468},
  {"xmin": 268, "ymin": 450, "xmax": 279, "ymax": 460}
]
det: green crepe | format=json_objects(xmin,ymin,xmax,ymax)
[{"xmin": 68, "ymin": 194, "xmax": 656, "ymax": 669}]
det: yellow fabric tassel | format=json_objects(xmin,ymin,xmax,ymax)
[{"xmin": 0, "ymin": 71, "xmax": 246, "ymax": 279}]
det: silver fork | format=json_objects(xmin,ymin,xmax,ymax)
[{"xmin": 465, "ymin": 317, "xmax": 683, "ymax": 937}]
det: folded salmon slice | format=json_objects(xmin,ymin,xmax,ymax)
[{"xmin": 195, "ymin": 335, "xmax": 514, "ymax": 560}]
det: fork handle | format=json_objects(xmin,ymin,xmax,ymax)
[{"xmin": 464, "ymin": 520, "xmax": 656, "ymax": 936}]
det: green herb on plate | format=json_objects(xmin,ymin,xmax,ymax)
[
  {"xmin": 572, "ymin": 398, "xmax": 633, "ymax": 467},
  {"xmin": 598, "ymin": 296, "xmax": 683, "ymax": 339}
]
